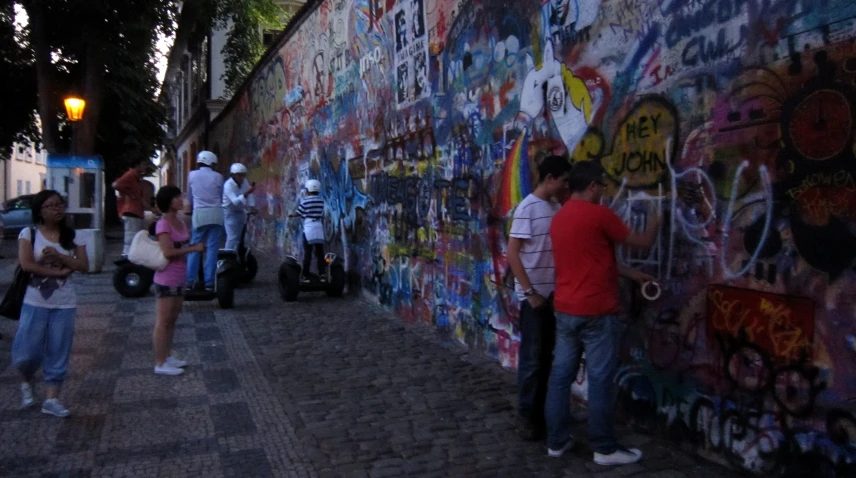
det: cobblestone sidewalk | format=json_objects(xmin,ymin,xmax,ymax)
[{"xmin": 0, "ymin": 239, "xmax": 740, "ymax": 477}]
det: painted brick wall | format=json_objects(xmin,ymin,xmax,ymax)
[{"xmin": 209, "ymin": 0, "xmax": 856, "ymax": 473}]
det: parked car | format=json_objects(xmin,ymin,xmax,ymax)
[{"xmin": 1, "ymin": 195, "xmax": 35, "ymax": 237}]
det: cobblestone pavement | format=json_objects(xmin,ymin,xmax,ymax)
[{"xmin": 0, "ymin": 237, "xmax": 741, "ymax": 477}]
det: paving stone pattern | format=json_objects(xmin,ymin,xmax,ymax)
[{"xmin": 0, "ymin": 238, "xmax": 740, "ymax": 477}]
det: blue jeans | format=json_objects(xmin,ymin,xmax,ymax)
[
  {"xmin": 12, "ymin": 304, "xmax": 76, "ymax": 385},
  {"xmin": 545, "ymin": 313, "xmax": 623, "ymax": 453},
  {"xmin": 186, "ymin": 224, "xmax": 223, "ymax": 287},
  {"xmin": 517, "ymin": 300, "xmax": 556, "ymax": 429}
]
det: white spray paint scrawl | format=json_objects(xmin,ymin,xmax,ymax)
[{"xmin": 394, "ymin": 0, "xmax": 430, "ymax": 108}]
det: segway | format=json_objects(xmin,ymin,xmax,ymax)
[
  {"xmin": 113, "ymin": 258, "xmax": 155, "ymax": 297},
  {"xmin": 184, "ymin": 248, "xmax": 239, "ymax": 309},
  {"xmin": 113, "ymin": 221, "xmax": 157, "ymax": 298},
  {"xmin": 233, "ymin": 212, "xmax": 258, "ymax": 284},
  {"xmin": 278, "ymin": 252, "xmax": 346, "ymax": 302},
  {"xmin": 113, "ymin": 223, "xmax": 238, "ymax": 308}
]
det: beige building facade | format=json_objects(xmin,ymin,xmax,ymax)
[{"xmin": 2, "ymin": 143, "xmax": 47, "ymax": 202}]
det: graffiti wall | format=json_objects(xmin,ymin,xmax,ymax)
[{"xmin": 209, "ymin": 0, "xmax": 856, "ymax": 473}]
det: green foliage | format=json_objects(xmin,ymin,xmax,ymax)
[
  {"xmin": 198, "ymin": 0, "xmax": 289, "ymax": 97},
  {"xmin": 0, "ymin": 2, "xmax": 38, "ymax": 154},
  {"xmin": 2, "ymin": 0, "xmax": 176, "ymax": 176}
]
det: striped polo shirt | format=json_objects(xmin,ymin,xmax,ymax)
[{"xmin": 297, "ymin": 195, "xmax": 324, "ymax": 220}]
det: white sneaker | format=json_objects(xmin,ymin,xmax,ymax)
[
  {"xmin": 547, "ymin": 439, "xmax": 575, "ymax": 457},
  {"xmin": 41, "ymin": 398, "xmax": 70, "ymax": 418},
  {"xmin": 154, "ymin": 363, "xmax": 185, "ymax": 376},
  {"xmin": 20, "ymin": 383, "xmax": 34, "ymax": 409},
  {"xmin": 165, "ymin": 356, "xmax": 187, "ymax": 368},
  {"xmin": 594, "ymin": 447, "xmax": 643, "ymax": 466}
]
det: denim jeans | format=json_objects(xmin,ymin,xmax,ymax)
[
  {"xmin": 121, "ymin": 215, "xmax": 143, "ymax": 256},
  {"xmin": 545, "ymin": 313, "xmax": 623, "ymax": 453},
  {"xmin": 517, "ymin": 300, "xmax": 556, "ymax": 429},
  {"xmin": 12, "ymin": 304, "xmax": 76, "ymax": 385},
  {"xmin": 186, "ymin": 224, "xmax": 223, "ymax": 287}
]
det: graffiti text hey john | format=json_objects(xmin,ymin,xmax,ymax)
[{"xmin": 612, "ymin": 113, "xmax": 668, "ymax": 175}]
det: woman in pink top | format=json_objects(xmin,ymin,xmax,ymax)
[{"xmin": 152, "ymin": 186, "xmax": 204, "ymax": 376}]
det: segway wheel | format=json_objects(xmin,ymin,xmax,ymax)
[
  {"xmin": 278, "ymin": 262, "xmax": 300, "ymax": 302},
  {"xmin": 217, "ymin": 275, "xmax": 235, "ymax": 309},
  {"xmin": 326, "ymin": 265, "xmax": 346, "ymax": 298},
  {"xmin": 113, "ymin": 264, "xmax": 154, "ymax": 298},
  {"xmin": 241, "ymin": 253, "xmax": 258, "ymax": 283}
]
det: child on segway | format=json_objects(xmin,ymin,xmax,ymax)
[{"xmin": 289, "ymin": 179, "xmax": 326, "ymax": 282}]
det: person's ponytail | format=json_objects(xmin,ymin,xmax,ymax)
[{"xmin": 58, "ymin": 221, "xmax": 77, "ymax": 251}]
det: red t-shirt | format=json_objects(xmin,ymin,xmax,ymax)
[
  {"xmin": 550, "ymin": 200, "xmax": 630, "ymax": 316},
  {"xmin": 114, "ymin": 168, "xmax": 145, "ymax": 219}
]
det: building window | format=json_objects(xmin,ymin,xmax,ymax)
[
  {"xmin": 183, "ymin": 58, "xmax": 191, "ymax": 121},
  {"xmin": 16, "ymin": 179, "xmax": 22, "ymax": 196},
  {"xmin": 263, "ymin": 30, "xmax": 282, "ymax": 48},
  {"xmin": 191, "ymin": 53, "xmax": 199, "ymax": 111},
  {"xmin": 35, "ymin": 150, "xmax": 45, "ymax": 165},
  {"xmin": 200, "ymin": 36, "xmax": 208, "ymax": 94},
  {"xmin": 25, "ymin": 180, "xmax": 31, "ymax": 194}
]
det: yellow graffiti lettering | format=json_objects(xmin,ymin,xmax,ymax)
[
  {"xmin": 709, "ymin": 290, "xmax": 760, "ymax": 341},
  {"xmin": 604, "ymin": 99, "xmax": 676, "ymax": 190}
]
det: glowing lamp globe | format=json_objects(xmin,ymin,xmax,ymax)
[{"xmin": 64, "ymin": 97, "xmax": 86, "ymax": 122}]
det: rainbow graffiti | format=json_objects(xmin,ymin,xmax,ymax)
[{"xmin": 496, "ymin": 131, "xmax": 533, "ymax": 218}]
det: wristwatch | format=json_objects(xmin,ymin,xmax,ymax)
[{"xmin": 524, "ymin": 288, "xmax": 536, "ymax": 297}]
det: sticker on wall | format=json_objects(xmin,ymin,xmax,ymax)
[{"xmin": 394, "ymin": 0, "xmax": 431, "ymax": 108}]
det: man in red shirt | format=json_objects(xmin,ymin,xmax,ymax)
[
  {"xmin": 113, "ymin": 159, "xmax": 150, "ymax": 257},
  {"xmin": 546, "ymin": 161, "xmax": 659, "ymax": 466}
]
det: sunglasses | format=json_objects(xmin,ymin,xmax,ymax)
[{"xmin": 41, "ymin": 202, "xmax": 66, "ymax": 210}]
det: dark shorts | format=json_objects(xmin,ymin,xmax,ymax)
[{"xmin": 154, "ymin": 285, "xmax": 185, "ymax": 298}]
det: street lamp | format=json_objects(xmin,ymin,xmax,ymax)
[
  {"xmin": 64, "ymin": 97, "xmax": 86, "ymax": 122},
  {"xmin": 64, "ymin": 96, "xmax": 85, "ymax": 156}
]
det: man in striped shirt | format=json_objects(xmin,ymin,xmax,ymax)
[
  {"xmin": 506, "ymin": 155, "xmax": 571, "ymax": 442},
  {"xmin": 290, "ymin": 179, "xmax": 326, "ymax": 279}
]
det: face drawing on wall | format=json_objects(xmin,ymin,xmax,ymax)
[
  {"xmin": 313, "ymin": 53, "xmax": 327, "ymax": 100},
  {"xmin": 548, "ymin": 0, "xmax": 600, "ymax": 31},
  {"xmin": 395, "ymin": 11, "xmax": 408, "ymax": 52},
  {"xmin": 414, "ymin": 51, "xmax": 427, "ymax": 97},
  {"xmin": 550, "ymin": 0, "xmax": 570, "ymax": 26},
  {"xmin": 397, "ymin": 63, "xmax": 409, "ymax": 103},
  {"xmin": 519, "ymin": 39, "xmax": 595, "ymax": 153},
  {"xmin": 410, "ymin": 0, "xmax": 425, "ymax": 40}
]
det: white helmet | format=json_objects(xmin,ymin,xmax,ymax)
[
  {"xmin": 305, "ymin": 179, "xmax": 321, "ymax": 193},
  {"xmin": 230, "ymin": 163, "xmax": 247, "ymax": 174},
  {"xmin": 197, "ymin": 151, "xmax": 217, "ymax": 166}
]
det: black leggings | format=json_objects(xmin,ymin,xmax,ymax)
[{"xmin": 303, "ymin": 236, "xmax": 325, "ymax": 276}]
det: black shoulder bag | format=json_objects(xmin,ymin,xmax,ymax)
[{"xmin": 0, "ymin": 227, "xmax": 36, "ymax": 320}]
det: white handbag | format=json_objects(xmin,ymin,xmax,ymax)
[{"xmin": 128, "ymin": 229, "xmax": 169, "ymax": 271}]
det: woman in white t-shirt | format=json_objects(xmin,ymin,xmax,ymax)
[{"xmin": 13, "ymin": 190, "xmax": 88, "ymax": 417}]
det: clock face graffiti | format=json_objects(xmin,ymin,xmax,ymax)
[
  {"xmin": 777, "ymin": 75, "xmax": 856, "ymax": 280},
  {"xmin": 785, "ymin": 89, "xmax": 854, "ymax": 161}
]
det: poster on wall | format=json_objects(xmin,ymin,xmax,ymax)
[{"xmin": 393, "ymin": 0, "xmax": 430, "ymax": 108}]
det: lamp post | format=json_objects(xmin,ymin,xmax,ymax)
[{"xmin": 64, "ymin": 96, "xmax": 86, "ymax": 156}]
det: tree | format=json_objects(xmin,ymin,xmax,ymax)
[
  {"xmin": 0, "ymin": 1, "xmax": 176, "ymax": 222},
  {"xmin": 18, "ymin": 0, "xmax": 177, "ymax": 158},
  {"xmin": 197, "ymin": 0, "xmax": 289, "ymax": 96},
  {"xmin": 0, "ymin": 2, "xmax": 38, "ymax": 153}
]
